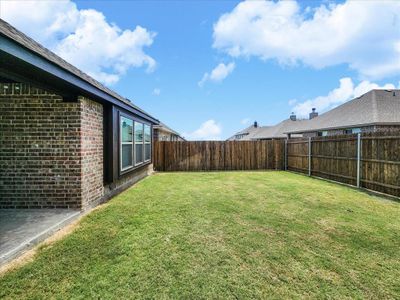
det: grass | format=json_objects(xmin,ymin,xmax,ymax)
[{"xmin": 1, "ymin": 171, "xmax": 400, "ymax": 299}]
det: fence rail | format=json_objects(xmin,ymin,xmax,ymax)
[
  {"xmin": 153, "ymin": 140, "xmax": 284, "ymax": 172},
  {"xmin": 287, "ymin": 132, "xmax": 400, "ymax": 198},
  {"xmin": 153, "ymin": 132, "xmax": 400, "ymax": 198}
]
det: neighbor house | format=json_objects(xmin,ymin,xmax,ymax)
[
  {"xmin": 0, "ymin": 19, "xmax": 159, "ymax": 209},
  {"xmin": 153, "ymin": 122, "xmax": 185, "ymax": 141},
  {"xmin": 230, "ymin": 89, "xmax": 400, "ymax": 141},
  {"xmin": 229, "ymin": 116, "xmax": 310, "ymax": 141},
  {"xmin": 227, "ymin": 121, "xmax": 262, "ymax": 140},
  {"xmin": 251, "ymin": 116, "xmax": 309, "ymax": 140},
  {"xmin": 285, "ymin": 90, "xmax": 400, "ymax": 138}
]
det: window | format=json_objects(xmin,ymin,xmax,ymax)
[
  {"xmin": 344, "ymin": 129, "xmax": 352, "ymax": 134},
  {"xmin": 119, "ymin": 114, "xmax": 152, "ymax": 173},
  {"xmin": 344, "ymin": 128, "xmax": 361, "ymax": 135},
  {"xmin": 135, "ymin": 121, "xmax": 144, "ymax": 165},
  {"xmin": 144, "ymin": 124, "xmax": 151, "ymax": 161},
  {"xmin": 318, "ymin": 131, "xmax": 328, "ymax": 137},
  {"xmin": 120, "ymin": 117, "xmax": 133, "ymax": 170}
]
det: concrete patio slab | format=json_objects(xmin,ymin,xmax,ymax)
[{"xmin": 0, "ymin": 209, "xmax": 81, "ymax": 266}]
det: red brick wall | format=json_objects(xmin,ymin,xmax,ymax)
[
  {"xmin": 0, "ymin": 83, "xmax": 82, "ymax": 208},
  {"xmin": 80, "ymin": 97, "xmax": 104, "ymax": 209},
  {"xmin": 303, "ymin": 125, "xmax": 400, "ymax": 138},
  {"xmin": 0, "ymin": 83, "xmax": 153, "ymax": 209},
  {"xmin": 104, "ymin": 164, "xmax": 153, "ymax": 201},
  {"xmin": 374, "ymin": 125, "xmax": 400, "ymax": 133}
]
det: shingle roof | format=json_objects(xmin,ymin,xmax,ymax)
[
  {"xmin": 227, "ymin": 124, "xmax": 263, "ymax": 140},
  {"xmin": 0, "ymin": 19, "xmax": 154, "ymax": 119},
  {"xmin": 251, "ymin": 119, "xmax": 309, "ymax": 139},
  {"xmin": 286, "ymin": 89, "xmax": 400, "ymax": 134},
  {"xmin": 154, "ymin": 122, "xmax": 184, "ymax": 139}
]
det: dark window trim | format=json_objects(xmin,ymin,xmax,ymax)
[
  {"xmin": 118, "ymin": 110, "xmax": 152, "ymax": 177},
  {"xmin": 120, "ymin": 115, "xmax": 134, "ymax": 172},
  {"xmin": 144, "ymin": 124, "xmax": 152, "ymax": 163}
]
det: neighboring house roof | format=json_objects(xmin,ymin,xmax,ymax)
[
  {"xmin": 227, "ymin": 124, "xmax": 263, "ymax": 140},
  {"xmin": 0, "ymin": 19, "xmax": 158, "ymax": 124},
  {"xmin": 153, "ymin": 122, "xmax": 185, "ymax": 140},
  {"xmin": 286, "ymin": 89, "xmax": 400, "ymax": 134},
  {"xmin": 251, "ymin": 119, "xmax": 309, "ymax": 140}
]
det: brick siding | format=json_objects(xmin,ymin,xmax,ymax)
[
  {"xmin": 373, "ymin": 125, "xmax": 400, "ymax": 133},
  {"xmin": 0, "ymin": 83, "xmax": 82, "ymax": 208},
  {"xmin": 0, "ymin": 83, "xmax": 153, "ymax": 209},
  {"xmin": 80, "ymin": 97, "xmax": 104, "ymax": 209},
  {"xmin": 104, "ymin": 164, "xmax": 153, "ymax": 202},
  {"xmin": 303, "ymin": 125, "xmax": 400, "ymax": 138}
]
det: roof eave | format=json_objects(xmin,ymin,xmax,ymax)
[{"xmin": 0, "ymin": 34, "xmax": 159, "ymax": 124}]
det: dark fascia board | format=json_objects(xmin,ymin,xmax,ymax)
[
  {"xmin": 0, "ymin": 34, "xmax": 159, "ymax": 124},
  {"xmin": 285, "ymin": 122, "xmax": 400, "ymax": 134}
]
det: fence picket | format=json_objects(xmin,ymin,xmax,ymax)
[{"xmin": 153, "ymin": 132, "xmax": 400, "ymax": 198}]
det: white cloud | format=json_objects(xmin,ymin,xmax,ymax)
[
  {"xmin": 198, "ymin": 62, "xmax": 235, "ymax": 87},
  {"xmin": 291, "ymin": 78, "xmax": 396, "ymax": 118},
  {"xmin": 1, "ymin": 0, "xmax": 156, "ymax": 85},
  {"xmin": 152, "ymin": 88, "xmax": 161, "ymax": 96},
  {"xmin": 240, "ymin": 118, "xmax": 250, "ymax": 125},
  {"xmin": 183, "ymin": 120, "xmax": 222, "ymax": 140},
  {"xmin": 213, "ymin": 0, "xmax": 400, "ymax": 79}
]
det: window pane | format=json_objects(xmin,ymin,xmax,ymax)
[
  {"xmin": 135, "ymin": 122, "xmax": 143, "ymax": 142},
  {"xmin": 121, "ymin": 144, "xmax": 133, "ymax": 169},
  {"xmin": 144, "ymin": 125, "xmax": 151, "ymax": 143},
  {"xmin": 121, "ymin": 117, "xmax": 133, "ymax": 142},
  {"xmin": 145, "ymin": 144, "xmax": 151, "ymax": 161},
  {"xmin": 135, "ymin": 144, "xmax": 143, "ymax": 164}
]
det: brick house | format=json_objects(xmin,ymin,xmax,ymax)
[
  {"xmin": 229, "ymin": 90, "xmax": 400, "ymax": 140},
  {"xmin": 228, "ymin": 119, "xmax": 307, "ymax": 141},
  {"xmin": 285, "ymin": 89, "xmax": 400, "ymax": 138},
  {"xmin": 0, "ymin": 20, "xmax": 159, "ymax": 210},
  {"xmin": 227, "ymin": 121, "xmax": 261, "ymax": 141},
  {"xmin": 153, "ymin": 122, "xmax": 185, "ymax": 141}
]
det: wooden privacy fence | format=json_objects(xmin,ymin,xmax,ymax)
[
  {"xmin": 153, "ymin": 140, "xmax": 285, "ymax": 172},
  {"xmin": 153, "ymin": 133, "xmax": 399, "ymax": 198},
  {"xmin": 286, "ymin": 132, "xmax": 400, "ymax": 198}
]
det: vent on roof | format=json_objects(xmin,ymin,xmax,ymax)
[
  {"xmin": 290, "ymin": 112, "xmax": 296, "ymax": 121},
  {"xmin": 254, "ymin": 121, "xmax": 258, "ymax": 128}
]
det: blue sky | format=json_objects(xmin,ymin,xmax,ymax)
[{"xmin": 1, "ymin": 0, "xmax": 400, "ymax": 139}]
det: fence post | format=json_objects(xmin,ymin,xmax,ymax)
[
  {"xmin": 356, "ymin": 133, "xmax": 361, "ymax": 188},
  {"xmin": 308, "ymin": 137, "xmax": 312, "ymax": 176},
  {"xmin": 284, "ymin": 139, "xmax": 288, "ymax": 171}
]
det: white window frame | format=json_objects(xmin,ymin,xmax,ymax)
[{"xmin": 120, "ymin": 116, "xmax": 134, "ymax": 171}]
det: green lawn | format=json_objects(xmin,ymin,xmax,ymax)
[{"xmin": 1, "ymin": 172, "xmax": 400, "ymax": 299}]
